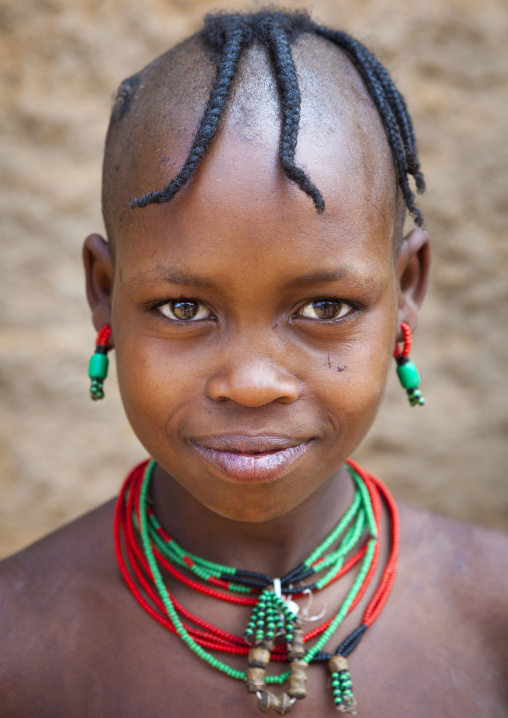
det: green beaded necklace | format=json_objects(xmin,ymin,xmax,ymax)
[
  {"xmin": 140, "ymin": 459, "xmax": 377, "ymax": 680},
  {"xmin": 115, "ymin": 459, "xmax": 399, "ymax": 715}
]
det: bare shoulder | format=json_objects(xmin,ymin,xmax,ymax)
[
  {"xmin": 368, "ymin": 503, "xmax": 508, "ymax": 715},
  {"xmin": 0, "ymin": 500, "xmax": 121, "ymax": 715},
  {"xmin": 396, "ymin": 502, "xmax": 508, "ymax": 673},
  {"xmin": 399, "ymin": 501, "xmax": 508, "ymax": 599},
  {"xmin": 0, "ymin": 498, "xmax": 117, "ymax": 608}
]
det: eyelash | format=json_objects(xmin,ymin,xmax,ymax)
[
  {"xmin": 146, "ymin": 296, "xmax": 362, "ymax": 323},
  {"xmin": 294, "ymin": 297, "xmax": 360, "ymax": 322},
  {"xmin": 147, "ymin": 297, "xmax": 215, "ymax": 323}
]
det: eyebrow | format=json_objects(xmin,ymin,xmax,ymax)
[
  {"xmin": 129, "ymin": 266, "xmax": 378, "ymax": 293},
  {"xmin": 282, "ymin": 268, "xmax": 375, "ymax": 291},
  {"xmin": 130, "ymin": 267, "xmax": 220, "ymax": 291}
]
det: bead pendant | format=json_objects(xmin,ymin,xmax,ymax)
[
  {"xmin": 328, "ymin": 656, "xmax": 358, "ymax": 714},
  {"xmin": 88, "ymin": 345, "xmax": 109, "ymax": 400},
  {"xmin": 257, "ymin": 690, "xmax": 294, "ymax": 715},
  {"xmin": 395, "ymin": 356, "xmax": 425, "ymax": 407}
]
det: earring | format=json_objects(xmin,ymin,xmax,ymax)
[
  {"xmin": 88, "ymin": 324, "xmax": 112, "ymax": 400},
  {"xmin": 394, "ymin": 322, "xmax": 425, "ymax": 407}
]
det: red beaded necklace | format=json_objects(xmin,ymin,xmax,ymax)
[{"xmin": 114, "ymin": 459, "xmax": 398, "ymax": 714}]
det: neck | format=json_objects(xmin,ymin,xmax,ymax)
[{"xmin": 151, "ymin": 462, "xmax": 355, "ymax": 579}]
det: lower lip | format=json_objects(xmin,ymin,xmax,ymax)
[{"xmin": 191, "ymin": 442, "xmax": 311, "ymax": 483}]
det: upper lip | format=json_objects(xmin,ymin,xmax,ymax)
[{"xmin": 190, "ymin": 435, "xmax": 310, "ymax": 453}]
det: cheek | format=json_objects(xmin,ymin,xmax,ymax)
[
  {"xmin": 115, "ymin": 336, "xmax": 198, "ymax": 451},
  {"xmin": 315, "ymin": 329, "xmax": 393, "ymax": 444}
]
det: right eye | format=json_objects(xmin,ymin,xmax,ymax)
[
  {"xmin": 158, "ymin": 299, "xmax": 212, "ymax": 322},
  {"xmin": 297, "ymin": 299, "xmax": 353, "ymax": 321}
]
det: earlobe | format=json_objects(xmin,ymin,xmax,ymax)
[
  {"xmin": 83, "ymin": 234, "xmax": 115, "ymax": 335},
  {"xmin": 395, "ymin": 228, "xmax": 431, "ymax": 333}
]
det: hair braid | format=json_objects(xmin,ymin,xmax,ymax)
[
  {"xmin": 262, "ymin": 16, "xmax": 324, "ymax": 212},
  {"xmin": 351, "ymin": 47, "xmax": 423, "ymax": 223},
  {"xmin": 129, "ymin": 18, "xmax": 251, "ymax": 209},
  {"xmin": 344, "ymin": 42, "xmax": 425, "ymax": 191},
  {"xmin": 126, "ymin": 10, "xmax": 425, "ymax": 226},
  {"xmin": 311, "ymin": 24, "xmax": 424, "ymax": 225}
]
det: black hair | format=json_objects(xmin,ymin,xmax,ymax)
[{"xmin": 121, "ymin": 10, "xmax": 425, "ymax": 226}]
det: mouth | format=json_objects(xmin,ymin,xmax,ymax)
[{"xmin": 190, "ymin": 435, "xmax": 313, "ymax": 483}]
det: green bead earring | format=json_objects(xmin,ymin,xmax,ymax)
[
  {"xmin": 394, "ymin": 322, "xmax": 425, "ymax": 407},
  {"xmin": 88, "ymin": 324, "xmax": 112, "ymax": 400}
]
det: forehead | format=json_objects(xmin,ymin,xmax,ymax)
[
  {"xmin": 106, "ymin": 34, "xmax": 398, "ymax": 256},
  {"xmin": 117, "ymin": 132, "xmax": 395, "ymax": 301}
]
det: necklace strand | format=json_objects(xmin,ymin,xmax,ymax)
[{"xmin": 114, "ymin": 459, "xmax": 398, "ymax": 714}]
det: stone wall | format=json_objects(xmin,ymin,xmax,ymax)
[{"xmin": 1, "ymin": 0, "xmax": 507, "ymax": 557}]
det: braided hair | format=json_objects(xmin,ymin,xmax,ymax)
[{"xmin": 123, "ymin": 10, "xmax": 425, "ymax": 227}]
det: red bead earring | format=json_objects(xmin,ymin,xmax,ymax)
[
  {"xmin": 393, "ymin": 322, "xmax": 425, "ymax": 407},
  {"xmin": 88, "ymin": 324, "xmax": 112, "ymax": 400}
]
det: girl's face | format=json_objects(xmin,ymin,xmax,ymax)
[{"xmin": 85, "ymin": 126, "xmax": 428, "ymax": 523}]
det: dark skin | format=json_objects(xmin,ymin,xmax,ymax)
[{"xmin": 1, "ymin": 37, "xmax": 508, "ymax": 718}]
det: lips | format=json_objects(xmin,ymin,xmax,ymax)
[{"xmin": 190, "ymin": 435, "xmax": 312, "ymax": 483}]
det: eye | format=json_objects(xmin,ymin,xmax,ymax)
[
  {"xmin": 158, "ymin": 299, "xmax": 212, "ymax": 322},
  {"xmin": 297, "ymin": 299, "xmax": 353, "ymax": 321}
]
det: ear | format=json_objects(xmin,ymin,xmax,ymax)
[
  {"xmin": 395, "ymin": 227, "xmax": 431, "ymax": 334},
  {"xmin": 83, "ymin": 234, "xmax": 115, "ymax": 338}
]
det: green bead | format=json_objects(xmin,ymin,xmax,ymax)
[
  {"xmin": 396, "ymin": 361, "xmax": 420, "ymax": 390},
  {"xmin": 90, "ymin": 378, "xmax": 104, "ymax": 400},
  {"xmin": 88, "ymin": 352, "xmax": 109, "ymax": 380},
  {"xmin": 131, "ymin": 458, "xmax": 382, "ymax": 689},
  {"xmin": 408, "ymin": 388, "xmax": 425, "ymax": 407}
]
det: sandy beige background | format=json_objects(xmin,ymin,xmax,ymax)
[{"xmin": 0, "ymin": 0, "xmax": 507, "ymax": 559}]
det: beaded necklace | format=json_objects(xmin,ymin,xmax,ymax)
[{"xmin": 114, "ymin": 459, "xmax": 399, "ymax": 715}]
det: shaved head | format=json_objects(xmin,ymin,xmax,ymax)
[{"xmin": 102, "ymin": 12, "xmax": 416, "ymax": 249}]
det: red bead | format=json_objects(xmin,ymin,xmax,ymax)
[{"xmin": 113, "ymin": 458, "xmax": 399, "ymax": 657}]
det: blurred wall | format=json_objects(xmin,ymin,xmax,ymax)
[{"xmin": 0, "ymin": 0, "xmax": 507, "ymax": 558}]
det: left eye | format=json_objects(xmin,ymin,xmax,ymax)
[
  {"xmin": 297, "ymin": 299, "xmax": 352, "ymax": 320},
  {"xmin": 158, "ymin": 300, "xmax": 211, "ymax": 321}
]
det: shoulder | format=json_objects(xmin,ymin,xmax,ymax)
[
  {"xmin": 377, "ymin": 503, "xmax": 508, "ymax": 714},
  {"xmin": 0, "ymin": 500, "xmax": 120, "ymax": 715},
  {"xmin": 0, "ymin": 498, "xmax": 117, "ymax": 605},
  {"xmin": 397, "ymin": 502, "xmax": 508, "ymax": 662},
  {"xmin": 399, "ymin": 501, "xmax": 508, "ymax": 598}
]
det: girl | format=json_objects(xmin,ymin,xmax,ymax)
[{"xmin": 2, "ymin": 10, "xmax": 507, "ymax": 717}]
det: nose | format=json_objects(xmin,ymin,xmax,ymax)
[{"xmin": 206, "ymin": 357, "xmax": 301, "ymax": 407}]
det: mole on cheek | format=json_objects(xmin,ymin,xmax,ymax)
[{"xmin": 324, "ymin": 356, "xmax": 347, "ymax": 372}]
